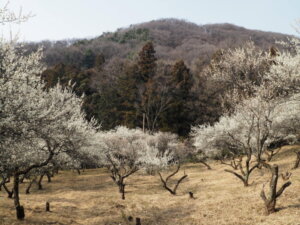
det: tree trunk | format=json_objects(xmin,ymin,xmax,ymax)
[
  {"xmin": 26, "ymin": 179, "xmax": 34, "ymax": 194},
  {"xmin": 224, "ymin": 169, "xmax": 249, "ymax": 187},
  {"xmin": 46, "ymin": 202, "xmax": 50, "ymax": 212},
  {"xmin": 2, "ymin": 183, "xmax": 13, "ymax": 198},
  {"xmin": 243, "ymin": 176, "xmax": 249, "ymax": 187},
  {"xmin": 224, "ymin": 154, "xmax": 259, "ymax": 187},
  {"xmin": 199, "ymin": 160, "xmax": 211, "ymax": 170},
  {"xmin": 46, "ymin": 172, "xmax": 52, "ymax": 182},
  {"xmin": 37, "ymin": 174, "xmax": 44, "ymax": 190},
  {"xmin": 118, "ymin": 181, "xmax": 125, "ymax": 200},
  {"xmin": 292, "ymin": 151, "xmax": 300, "ymax": 169},
  {"xmin": 136, "ymin": 217, "xmax": 141, "ymax": 225},
  {"xmin": 265, "ymin": 199, "xmax": 276, "ymax": 214},
  {"xmin": 260, "ymin": 164, "xmax": 292, "ymax": 215},
  {"xmin": 19, "ymin": 175, "xmax": 25, "ymax": 184},
  {"xmin": 158, "ymin": 164, "xmax": 188, "ymax": 195},
  {"xmin": 13, "ymin": 173, "xmax": 25, "ymax": 220}
]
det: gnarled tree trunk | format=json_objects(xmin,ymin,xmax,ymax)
[
  {"xmin": 260, "ymin": 164, "xmax": 291, "ymax": 214},
  {"xmin": 158, "ymin": 164, "xmax": 188, "ymax": 195},
  {"xmin": 2, "ymin": 183, "xmax": 13, "ymax": 198},
  {"xmin": 26, "ymin": 178, "xmax": 36, "ymax": 194},
  {"xmin": 224, "ymin": 154, "xmax": 259, "ymax": 187},
  {"xmin": 292, "ymin": 150, "xmax": 300, "ymax": 170}
]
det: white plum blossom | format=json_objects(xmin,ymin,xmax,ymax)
[
  {"xmin": 90, "ymin": 126, "xmax": 179, "ymax": 199},
  {"xmin": 0, "ymin": 40, "xmax": 98, "ymax": 218}
]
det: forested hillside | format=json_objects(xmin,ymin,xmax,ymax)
[{"xmin": 27, "ymin": 18, "xmax": 294, "ymax": 135}]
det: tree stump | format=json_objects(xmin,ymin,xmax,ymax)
[
  {"xmin": 128, "ymin": 216, "xmax": 133, "ymax": 221},
  {"xmin": 136, "ymin": 217, "xmax": 141, "ymax": 225},
  {"xmin": 189, "ymin": 192, "xmax": 195, "ymax": 199},
  {"xmin": 46, "ymin": 202, "xmax": 50, "ymax": 212}
]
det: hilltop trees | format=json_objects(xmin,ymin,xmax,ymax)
[
  {"xmin": 137, "ymin": 41, "xmax": 157, "ymax": 82},
  {"xmin": 137, "ymin": 41, "xmax": 169, "ymax": 132},
  {"xmin": 117, "ymin": 63, "xmax": 140, "ymax": 128},
  {"xmin": 41, "ymin": 38, "xmax": 221, "ymax": 136},
  {"xmin": 115, "ymin": 42, "xmax": 194, "ymax": 133}
]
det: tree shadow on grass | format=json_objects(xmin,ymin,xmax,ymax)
[
  {"xmin": 138, "ymin": 203, "xmax": 196, "ymax": 225},
  {"xmin": 277, "ymin": 203, "xmax": 300, "ymax": 212}
]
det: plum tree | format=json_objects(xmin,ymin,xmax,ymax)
[
  {"xmin": 0, "ymin": 40, "xmax": 98, "ymax": 220},
  {"xmin": 94, "ymin": 127, "xmax": 174, "ymax": 199}
]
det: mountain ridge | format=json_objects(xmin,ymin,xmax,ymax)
[{"xmin": 25, "ymin": 18, "xmax": 294, "ymax": 69}]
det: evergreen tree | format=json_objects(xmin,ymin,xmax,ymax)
[
  {"xmin": 42, "ymin": 63, "xmax": 80, "ymax": 89},
  {"xmin": 94, "ymin": 54, "xmax": 105, "ymax": 71},
  {"xmin": 117, "ymin": 63, "xmax": 140, "ymax": 128},
  {"xmin": 137, "ymin": 41, "xmax": 157, "ymax": 82},
  {"xmin": 161, "ymin": 60, "xmax": 193, "ymax": 136},
  {"xmin": 82, "ymin": 49, "xmax": 96, "ymax": 69}
]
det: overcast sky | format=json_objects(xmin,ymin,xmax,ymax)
[{"xmin": 2, "ymin": 0, "xmax": 300, "ymax": 42}]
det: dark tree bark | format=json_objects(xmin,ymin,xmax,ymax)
[
  {"xmin": 199, "ymin": 160, "xmax": 212, "ymax": 170},
  {"xmin": 19, "ymin": 175, "xmax": 25, "ymax": 184},
  {"xmin": 136, "ymin": 217, "xmax": 141, "ymax": 225},
  {"xmin": 11, "ymin": 144, "xmax": 55, "ymax": 220},
  {"xmin": 265, "ymin": 148, "xmax": 281, "ymax": 162},
  {"xmin": 25, "ymin": 179, "xmax": 35, "ymax": 194},
  {"xmin": 37, "ymin": 174, "xmax": 44, "ymax": 190},
  {"xmin": 13, "ymin": 173, "xmax": 25, "ymax": 220},
  {"xmin": 189, "ymin": 192, "xmax": 195, "ymax": 199},
  {"xmin": 46, "ymin": 202, "xmax": 50, "ymax": 212},
  {"xmin": 16, "ymin": 206, "xmax": 25, "ymax": 220},
  {"xmin": 220, "ymin": 156, "xmax": 242, "ymax": 170},
  {"xmin": 292, "ymin": 150, "xmax": 300, "ymax": 170},
  {"xmin": 111, "ymin": 173, "xmax": 132, "ymax": 200},
  {"xmin": 260, "ymin": 164, "xmax": 292, "ymax": 214},
  {"xmin": 2, "ymin": 183, "xmax": 13, "ymax": 198},
  {"xmin": 107, "ymin": 154, "xmax": 139, "ymax": 200},
  {"xmin": 158, "ymin": 164, "xmax": 188, "ymax": 195},
  {"xmin": 224, "ymin": 155, "xmax": 259, "ymax": 187},
  {"xmin": 119, "ymin": 182, "xmax": 125, "ymax": 200},
  {"xmin": 46, "ymin": 172, "xmax": 52, "ymax": 182},
  {"xmin": 281, "ymin": 171, "xmax": 292, "ymax": 181}
]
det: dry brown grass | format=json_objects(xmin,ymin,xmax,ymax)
[{"xmin": 1, "ymin": 146, "xmax": 300, "ymax": 225}]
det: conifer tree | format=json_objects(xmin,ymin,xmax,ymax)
[
  {"xmin": 161, "ymin": 60, "xmax": 193, "ymax": 136},
  {"xmin": 117, "ymin": 63, "xmax": 140, "ymax": 128},
  {"xmin": 137, "ymin": 41, "xmax": 157, "ymax": 82}
]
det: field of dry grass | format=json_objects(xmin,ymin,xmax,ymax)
[{"xmin": 0, "ymin": 146, "xmax": 299, "ymax": 225}]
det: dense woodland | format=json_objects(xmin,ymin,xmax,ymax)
[{"xmin": 25, "ymin": 19, "xmax": 294, "ymax": 136}]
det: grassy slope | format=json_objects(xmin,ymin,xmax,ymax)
[{"xmin": 0, "ymin": 146, "xmax": 299, "ymax": 225}]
